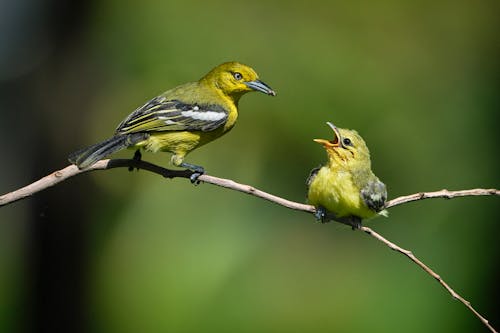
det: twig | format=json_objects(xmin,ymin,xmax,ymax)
[
  {"xmin": 0, "ymin": 159, "xmax": 192, "ymax": 206},
  {"xmin": 198, "ymin": 174, "xmax": 315, "ymax": 213},
  {"xmin": 0, "ymin": 159, "xmax": 316, "ymax": 212},
  {"xmin": 386, "ymin": 188, "xmax": 500, "ymax": 208},
  {"xmin": 361, "ymin": 226, "xmax": 497, "ymax": 333},
  {"xmin": 0, "ymin": 158, "xmax": 498, "ymax": 332},
  {"xmin": 1, "ymin": 159, "xmax": 498, "ymax": 210}
]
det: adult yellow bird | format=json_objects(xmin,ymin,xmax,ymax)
[
  {"xmin": 68, "ymin": 62, "xmax": 276, "ymax": 178},
  {"xmin": 307, "ymin": 122, "xmax": 387, "ymax": 229}
]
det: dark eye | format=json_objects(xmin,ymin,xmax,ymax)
[
  {"xmin": 343, "ymin": 138, "xmax": 352, "ymax": 146},
  {"xmin": 233, "ymin": 72, "xmax": 243, "ymax": 80}
]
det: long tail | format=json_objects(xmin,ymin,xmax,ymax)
[{"xmin": 68, "ymin": 133, "xmax": 149, "ymax": 169}]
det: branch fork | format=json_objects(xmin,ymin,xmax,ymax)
[{"xmin": 0, "ymin": 158, "xmax": 498, "ymax": 332}]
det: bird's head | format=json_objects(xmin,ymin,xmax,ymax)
[
  {"xmin": 314, "ymin": 122, "xmax": 371, "ymax": 170},
  {"xmin": 201, "ymin": 62, "xmax": 276, "ymax": 100}
]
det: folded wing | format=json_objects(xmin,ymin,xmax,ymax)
[{"xmin": 116, "ymin": 96, "xmax": 229, "ymax": 134}]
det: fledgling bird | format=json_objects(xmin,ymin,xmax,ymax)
[
  {"xmin": 307, "ymin": 122, "xmax": 387, "ymax": 229},
  {"xmin": 68, "ymin": 62, "xmax": 276, "ymax": 178}
]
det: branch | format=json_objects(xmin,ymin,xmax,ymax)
[
  {"xmin": 0, "ymin": 159, "xmax": 190, "ymax": 206},
  {"xmin": 0, "ymin": 159, "xmax": 498, "ymax": 332},
  {"xmin": 1, "ymin": 159, "xmax": 498, "ymax": 210},
  {"xmin": 0, "ymin": 159, "xmax": 316, "ymax": 212},
  {"xmin": 361, "ymin": 226, "xmax": 497, "ymax": 333},
  {"xmin": 386, "ymin": 188, "xmax": 500, "ymax": 208}
]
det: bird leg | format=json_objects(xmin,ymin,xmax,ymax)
[
  {"xmin": 314, "ymin": 206, "xmax": 362, "ymax": 230},
  {"xmin": 179, "ymin": 162, "xmax": 205, "ymax": 184},
  {"xmin": 128, "ymin": 149, "xmax": 142, "ymax": 171},
  {"xmin": 329, "ymin": 213, "xmax": 362, "ymax": 229},
  {"xmin": 336, "ymin": 216, "xmax": 362, "ymax": 230},
  {"xmin": 314, "ymin": 206, "xmax": 328, "ymax": 223}
]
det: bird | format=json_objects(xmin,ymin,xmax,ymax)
[
  {"xmin": 68, "ymin": 61, "xmax": 276, "ymax": 179},
  {"xmin": 307, "ymin": 122, "xmax": 387, "ymax": 229}
]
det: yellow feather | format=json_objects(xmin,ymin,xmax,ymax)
[
  {"xmin": 307, "ymin": 123, "xmax": 387, "ymax": 224},
  {"xmin": 69, "ymin": 62, "xmax": 275, "ymax": 170}
]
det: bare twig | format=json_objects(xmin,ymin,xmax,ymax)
[
  {"xmin": 1, "ymin": 159, "xmax": 498, "ymax": 210},
  {"xmin": 361, "ymin": 226, "xmax": 497, "ymax": 333},
  {"xmin": 0, "ymin": 159, "xmax": 315, "ymax": 212},
  {"xmin": 386, "ymin": 188, "xmax": 500, "ymax": 208},
  {"xmin": 0, "ymin": 159, "xmax": 192, "ymax": 206},
  {"xmin": 0, "ymin": 158, "xmax": 498, "ymax": 332},
  {"xmin": 198, "ymin": 174, "xmax": 315, "ymax": 213}
]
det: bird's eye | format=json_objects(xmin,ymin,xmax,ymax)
[
  {"xmin": 343, "ymin": 138, "xmax": 352, "ymax": 146},
  {"xmin": 233, "ymin": 72, "xmax": 243, "ymax": 80}
]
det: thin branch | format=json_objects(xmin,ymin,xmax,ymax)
[
  {"xmin": 0, "ymin": 158, "xmax": 498, "ymax": 332},
  {"xmin": 386, "ymin": 188, "xmax": 500, "ymax": 208},
  {"xmin": 0, "ymin": 159, "xmax": 315, "ymax": 212},
  {"xmin": 0, "ymin": 159, "xmax": 191, "ymax": 206},
  {"xmin": 198, "ymin": 174, "xmax": 315, "ymax": 213},
  {"xmin": 1, "ymin": 159, "xmax": 498, "ymax": 210},
  {"xmin": 361, "ymin": 226, "xmax": 497, "ymax": 333}
]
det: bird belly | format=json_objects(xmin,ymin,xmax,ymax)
[
  {"xmin": 135, "ymin": 127, "xmax": 230, "ymax": 154},
  {"xmin": 136, "ymin": 131, "xmax": 202, "ymax": 154},
  {"xmin": 308, "ymin": 167, "xmax": 375, "ymax": 219}
]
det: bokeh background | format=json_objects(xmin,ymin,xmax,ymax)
[{"xmin": 1, "ymin": 0, "xmax": 499, "ymax": 332}]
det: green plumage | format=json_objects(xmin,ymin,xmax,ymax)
[
  {"xmin": 68, "ymin": 62, "xmax": 275, "ymax": 170},
  {"xmin": 307, "ymin": 122, "xmax": 387, "ymax": 228}
]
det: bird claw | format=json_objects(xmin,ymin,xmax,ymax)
[
  {"xmin": 314, "ymin": 206, "xmax": 328, "ymax": 223},
  {"xmin": 351, "ymin": 218, "xmax": 362, "ymax": 230},
  {"xmin": 313, "ymin": 207, "xmax": 362, "ymax": 229},
  {"xmin": 129, "ymin": 150, "xmax": 142, "ymax": 172},
  {"xmin": 189, "ymin": 172, "xmax": 203, "ymax": 185},
  {"xmin": 338, "ymin": 216, "xmax": 362, "ymax": 230},
  {"xmin": 179, "ymin": 162, "xmax": 205, "ymax": 185}
]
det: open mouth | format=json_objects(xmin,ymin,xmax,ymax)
[
  {"xmin": 314, "ymin": 122, "xmax": 341, "ymax": 147},
  {"xmin": 327, "ymin": 122, "xmax": 340, "ymax": 146}
]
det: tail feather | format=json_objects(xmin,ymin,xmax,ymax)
[{"xmin": 68, "ymin": 133, "xmax": 148, "ymax": 169}]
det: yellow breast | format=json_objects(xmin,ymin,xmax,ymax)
[{"xmin": 308, "ymin": 167, "xmax": 376, "ymax": 219}]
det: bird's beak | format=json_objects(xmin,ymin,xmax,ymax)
[
  {"xmin": 244, "ymin": 80, "xmax": 276, "ymax": 96},
  {"xmin": 314, "ymin": 122, "xmax": 340, "ymax": 148}
]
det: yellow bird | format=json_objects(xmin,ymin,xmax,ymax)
[
  {"xmin": 69, "ymin": 62, "xmax": 276, "ymax": 179},
  {"xmin": 307, "ymin": 122, "xmax": 387, "ymax": 228}
]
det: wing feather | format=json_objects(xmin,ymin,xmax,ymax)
[
  {"xmin": 306, "ymin": 166, "xmax": 322, "ymax": 189},
  {"xmin": 116, "ymin": 97, "xmax": 229, "ymax": 134},
  {"xmin": 360, "ymin": 179, "xmax": 387, "ymax": 212}
]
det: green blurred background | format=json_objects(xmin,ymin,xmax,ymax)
[{"xmin": 1, "ymin": 0, "xmax": 499, "ymax": 332}]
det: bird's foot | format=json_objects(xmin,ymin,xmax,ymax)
[
  {"xmin": 190, "ymin": 173, "xmax": 203, "ymax": 184},
  {"xmin": 179, "ymin": 162, "xmax": 205, "ymax": 185},
  {"xmin": 336, "ymin": 216, "xmax": 362, "ymax": 230},
  {"xmin": 314, "ymin": 207, "xmax": 362, "ymax": 229},
  {"xmin": 314, "ymin": 206, "xmax": 328, "ymax": 223},
  {"xmin": 129, "ymin": 150, "xmax": 142, "ymax": 171},
  {"xmin": 351, "ymin": 218, "xmax": 362, "ymax": 230}
]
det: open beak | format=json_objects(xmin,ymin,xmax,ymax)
[
  {"xmin": 244, "ymin": 80, "xmax": 276, "ymax": 96},
  {"xmin": 313, "ymin": 122, "xmax": 341, "ymax": 148}
]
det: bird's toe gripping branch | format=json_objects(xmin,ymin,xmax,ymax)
[
  {"xmin": 189, "ymin": 172, "xmax": 203, "ymax": 184},
  {"xmin": 314, "ymin": 206, "xmax": 362, "ymax": 230},
  {"xmin": 128, "ymin": 150, "xmax": 143, "ymax": 172},
  {"xmin": 179, "ymin": 162, "xmax": 205, "ymax": 184},
  {"xmin": 314, "ymin": 206, "xmax": 328, "ymax": 223}
]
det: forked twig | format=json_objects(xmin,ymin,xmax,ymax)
[{"xmin": 0, "ymin": 158, "xmax": 498, "ymax": 332}]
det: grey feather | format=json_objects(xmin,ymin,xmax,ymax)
[
  {"xmin": 306, "ymin": 166, "xmax": 322, "ymax": 189},
  {"xmin": 68, "ymin": 133, "xmax": 149, "ymax": 169},
  {"xmin": 360, "ymin": 179, "xmax": 387, "ymax": 212}
]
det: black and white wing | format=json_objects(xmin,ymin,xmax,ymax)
[{"xmin": 116, "ymin": 97, "xmax": 229, "ymax": 134}]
